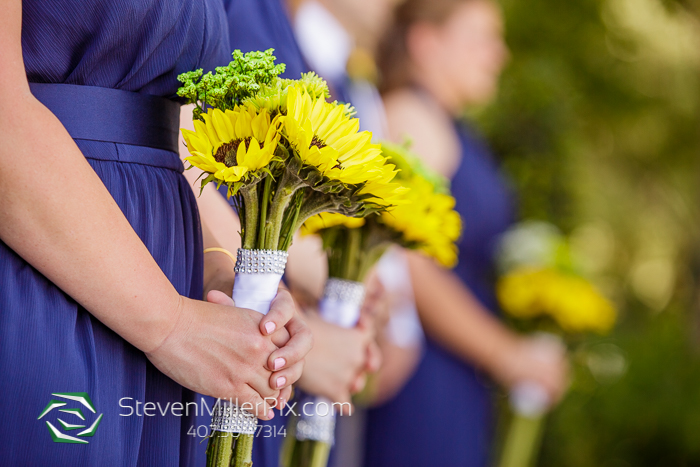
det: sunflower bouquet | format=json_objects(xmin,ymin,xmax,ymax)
[
  {"xmin": 495, "ymin": 222, "xmax": 617, "ymax": 467},
  {"xmin": 281, "ymin": 142, "xmax": 461, "ymax": 467},
  {"xmin": 177, "ymin": 49, "xmax": 404, "ymax": 467}
]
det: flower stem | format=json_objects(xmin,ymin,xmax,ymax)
[
  {"xmin": 292, "ymin": 199, "xmax": 335, "ymax": 237},
  {"xmin": 206, "ymin": 431, "xmax": 234, "ymax": 467},
  {"xmin": 233, "ymin": 433, "xmax": 254, "ymax": 467},
  {"xmin": 498, "ymin": 413, "xmax": 545, "ymax": 467},
  {"xmin": 241, "ymin": 186, "xmax": 259, "ymax": 249},
  {"xmin": 265, "ymin": 169, "xmax": 300, "ymax": 250},
  {"xmin": 258, "ymin": 175, "xmax": 272, "ymax": 248},
  {"xmin": 342, "ymin": 228, "xmax": 361, "ymax": 281}
]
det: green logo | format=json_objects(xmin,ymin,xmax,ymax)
[{"xmin": 37, "ymin": 392, "xmax": 103, "ymax": 444}]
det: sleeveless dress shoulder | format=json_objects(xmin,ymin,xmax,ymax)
[
  {"xmin": 364, "ymin": 121, "xmax": 515, "ymax": 467},
  {"xmin": 1, "ymin": 1, "xmax": 229, "ymax": 465}
]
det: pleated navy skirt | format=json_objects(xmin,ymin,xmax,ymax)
[{"xmin": 0, "ymin": 139, "xmax": 204, "ymax": 465}]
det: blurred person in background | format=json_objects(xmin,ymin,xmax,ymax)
[{"xmin": 364, "ymin": 1, "xmax": 569, "ymax": 466}]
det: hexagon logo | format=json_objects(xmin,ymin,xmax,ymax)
[{"xmin": 37, "ymin": 392, "xmax": 103, "ymax": 444}]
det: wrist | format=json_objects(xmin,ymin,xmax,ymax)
[
  {"xmin": 141, "ymin": 294, "xmax": 189, "ymax": 354},
  {"xmin": 481, "ymin": 331, "xmax": 521, "ymax": 384}
]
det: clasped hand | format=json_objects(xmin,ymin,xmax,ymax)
[{"xmin": 145, "ymin": 289, "xmax": 312, "ymax": 421}]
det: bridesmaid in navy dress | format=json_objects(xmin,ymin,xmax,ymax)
[
  {"xmin": 0, "ymin": 1, "xmax": 311, "ymax": 465},
  {"xmin": 365, "ymin": 0, "xmax": 569, "ymax": 465}
]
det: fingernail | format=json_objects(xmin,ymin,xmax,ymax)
[
  {"xmin": 265, "ymin": 322, "xmax": 276, "ymax": 334},
  {"xmin": 267, "ymin": 409, "xmax": 275, "ymax": 420},
  {"xmin": 276, "ymin": 376, "xmax": 286, "ymax": 388},
  {"xmin": 274, "ymin": 357, "xmax": 285, "ymax": 370}
]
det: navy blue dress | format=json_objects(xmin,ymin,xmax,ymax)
[
  {"xmin": 1, "ymin": 1, "xmax": 229, "ymax": 465},
  {"xmin": 364, "ymin": 122, "xmax": 515, "ymax": 467}
]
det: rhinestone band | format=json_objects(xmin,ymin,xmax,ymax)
[
  {"xmin": 295, "ymin": 414, "xmax": 336, "ymax": 444},
  {"xmin": 234, "ymin": 249, "xmax": 289, "ymax": 275},
  {"xmin": 323, "ymin": 278, "xmax": 365, "ymax": 307},
  {"xmin": 210, "ymin": 402, "xmax": 258, "ymax": 434}
]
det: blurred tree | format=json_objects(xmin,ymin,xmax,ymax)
[{"xmin": 474, "ymin": 0, "xmax": 700, "ymax": 465}]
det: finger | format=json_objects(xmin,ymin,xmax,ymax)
[
  {"xmin": 247, "ymin": 369, "xmax": 280, "ymax": 401},
  {"xmin": 333, "ymin": 392, "xmax": 354, "ymax": 416},
  {"xmin": 269, "ymin": 326, "xmax": 291, "ymax": 348},
  {"xmin": 260, "ymin": 289, "xmax": 296, "ymax": 336},
  {"xmin": 350, "ymin": 373, "xmax": 367, "ymax": 394},
  {"xmin": 365, "ymin": 341, "xmax": 382, "ymax": 373},
  {"xmin": 277, "ymin": 386, "xmax": 292, "ymax": 410},
  {"xmin": 237, "ymin": 387, "xmax": 277, "ymax": 421},
  {"xmin": 267, "ymin": 314, "xmax": 313, "ymax": 371},
  {"xmin": 270, "ymin": 360, "xmax": 304, "ymax": 391},
  {"xmin": 207, "ymin": 289, "xmax": 235, "ymax": 307}
]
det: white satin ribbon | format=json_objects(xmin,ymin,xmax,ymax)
[
  {"xmin": 510, "ymin": 382, "xmax": 550, "ymax": 418},
  {"xmin": 232, "ymin": 272, "xmax": 283, "ymax": 315},
  {"xmin": 318, "ymin": 297, "xmax": 361, "ymax": 329},
  {"xmin": 213, "ymin": 251, "xmax": 285, "ymax": 433}
]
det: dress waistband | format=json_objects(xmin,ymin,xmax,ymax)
[{"xmin": 29, "ymin": 83, "xmax": 181, "ymax": 155}]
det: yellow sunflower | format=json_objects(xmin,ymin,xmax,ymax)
[
  {"xmin": 181, "ymin": 105, "xmax": 281, "ymax": 185},
  {"xmin": 282, "ymin": 85, "xmax": 389, "ymax": 186},
  {"xmin": 496, "ymin": 267, "xmax": 617, "ymax": 334},
  {"xmin": 301, "ymin": 212, "xmax": 366, "ymax": 236},
  {"xmin": 380, "ymin": 176, "xmax": 462, "ymax": 267}
]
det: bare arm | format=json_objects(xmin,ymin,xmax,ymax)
[
  {"xmin": 0, "ymin": 3, "xmax": 311, "ymax": 417},
  {"xmin": 382, "ymin": 89, "xmax": 566, "ymax": 399},
  {"xmin": 409, "ymin": 243, "xmax": 567, "ymax": 399},
  {"xmin": 0, "ymin": 0, "xmax": 179, "ymax": 352}
]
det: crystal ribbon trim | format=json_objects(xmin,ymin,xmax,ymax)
[
  {"xmin": 322, "ymin": 278, "xmax": 365, "ymax": 307},
  {"xmin": 295, "ymin": 395, "xmax": 337, "ymax": 443},
  {"xmin": 210, "ymin": 401, "xmax": 258, "ymax": 434},
  {"xmin": 234, "ymin": 249, "xmax": 289, "ymax": 275}
]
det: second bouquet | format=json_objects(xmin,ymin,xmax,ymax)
[
  {"xmin": 178, "ymin": 49, "xmax": 405, "ymax": 467},
  {"xmin": 282, "ymin": 142, "xmax": 462, "ymax": 467}
]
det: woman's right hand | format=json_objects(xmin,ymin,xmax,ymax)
[
  {"xmin": 145, "ymin": 296, "xmax": 283, "ymax": 420},
  {"xmin": 489, "ymin": 334, "xmax": 570, "ymax": 405},
  {"xmin": 296, "ymin": 312, "xmax": 379, "ymax": 414}
]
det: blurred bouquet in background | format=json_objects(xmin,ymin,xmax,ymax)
[
  {"xmin": 495, "ymin": 222, "xmax": 617, "ymax": 467},
  {"xmin": 282, "ymin": 142, "xmax": 461, "ymax": 467}
]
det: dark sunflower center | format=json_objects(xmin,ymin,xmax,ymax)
[
  {"xmin": 214, "ymin": 137, "xmax": 252, "ymax": 167},
  {"xmin": 310, "ymin": 135, "xmax": 327, "ymax": 149}
]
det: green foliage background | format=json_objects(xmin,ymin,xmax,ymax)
[{"xmin": 475, "ymin": 0, "xmax": 700, "ymax": 464}]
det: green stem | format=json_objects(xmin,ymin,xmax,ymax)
[
  {"xmin": 342, "ymin": 228, "xmax": 362, "ymax": 281},
  {"xmin": 257, "ymin": 175, "xmax": 272, "ymax": 248},
  {"xmin": 356, "ymin": 243, "xmax": 390, "ymax": 283},
  {"xmin": 292, "ymin": 199, "xmax": 336, "ymax": 238},
  {"xmin": 279, "ymin": 190, "xmax": 304, "ymax": 251},
  {"xmin": 241, "ymin": 186, "xmax": 259, "ymax": 249},
  {"xmin": 265, "ymin": 169, "xmax": 300, "ymax": 250},
  {"xmin": 498, "ymin": 413, "xmax": 546, "ymax": 467},
  {"xmin": 206, "ymin": 431, "xmax": 234, "ymax": 467},
  {"xmin": 232, "ymin": 433, "xmax": 254, "ymax": 467}
]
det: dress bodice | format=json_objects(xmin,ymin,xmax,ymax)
[{"xmin": 22, "ymin": 0, "xmax": 230, "ymax": 97}]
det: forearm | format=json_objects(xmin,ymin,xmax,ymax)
[
  {"xmin": 0, "ymin": 90, "xmax": 181, "ymax": 352},
  {"xmin": 408, "ymin": 252, "xmax": 517, "ymax": 372}
]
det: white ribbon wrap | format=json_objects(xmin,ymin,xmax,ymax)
[
  {"xmin": 296, "ymin": 278, "xmax": 365, "ymax": 443},
  {"xmin": 232, "ymin": 272, "xmax": 283, "ymax": 315},
  {"xmin": 510, "ymin": 382, "xmax": 550, "ymax": 418},
  {"xmin": 211, "ymin": 249, "xmax": 287, "ymax": 433},
  {"xmin": 508, "ymin": 333, "xmax": 565, "ymax": 418}
]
